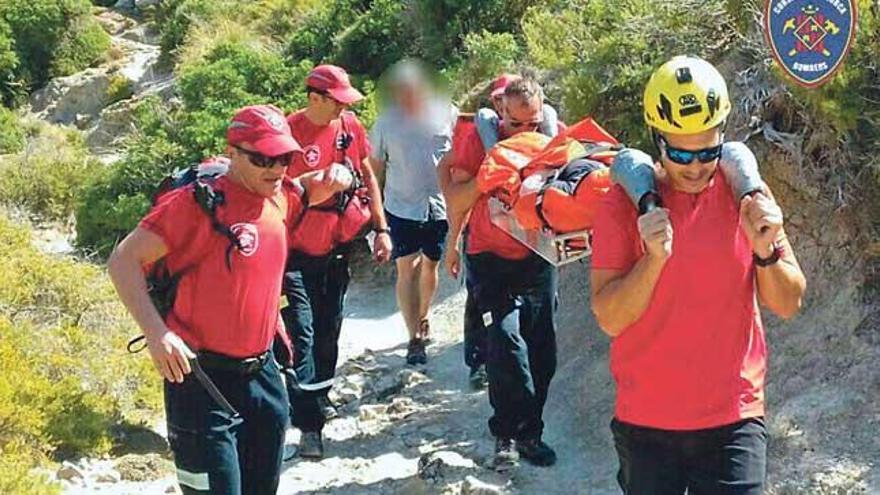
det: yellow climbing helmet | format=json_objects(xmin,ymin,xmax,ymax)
[{"xmin": 643, "ymin": 56, "xmax": 731, "ymax": 135}]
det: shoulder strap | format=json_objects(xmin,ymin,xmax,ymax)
[{"xmin": 193, "ymin": 179, "xmax": 242, "ymax": 270}]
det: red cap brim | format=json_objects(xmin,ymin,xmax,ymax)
[
  {"xmin": 490, "ymin": 87, "xmax": 506, "ymax": 98},
  {"xmin": 251, "ymin": 134, "xmax": 302, "ymax": 157},
  {"xmin": 328, "ymin": 86, "xmax": 364, "ymax": 104}
]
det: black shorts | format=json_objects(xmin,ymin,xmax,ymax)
[{"xmin": 386, "ymin": 211, "xmax": 448, "ymax": 262}]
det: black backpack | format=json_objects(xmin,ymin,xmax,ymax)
[{"xmin": 148, "ymin": 158, "xmax": 246, "ymax": 315}]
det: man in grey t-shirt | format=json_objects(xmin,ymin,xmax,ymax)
[{"xmin": 370, "ymin": 60, "xmax": 456, "ymax": 365}]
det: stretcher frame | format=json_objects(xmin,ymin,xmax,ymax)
[{"xmin": 488, "ymin": 197, "xmax": 592, "ymax": 267}]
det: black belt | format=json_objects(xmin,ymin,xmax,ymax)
[{"xmin": 197, "ymin": 350, "xmax": 271, "ymax": 376}]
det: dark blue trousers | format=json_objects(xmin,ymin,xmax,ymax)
[
  {"xmin": 280, "ymin": 247, "xmax": 351, "ymax": 432},
  {"xmin": 463, "ymin": 252, "xmax": 486, "ymax": 370},
  {"xmin": 164, "ymin": 357, "xmax": 288, "ymax": 495},
  {"xmin": 611, "ymin": 417, "xmax": 768, "ymax": 495},
  {"xmin": 468, "ymin": 252, "xmax": 558, "ymax": 440}
]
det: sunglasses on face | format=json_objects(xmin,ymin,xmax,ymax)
[
  {"xmin": 234, "ymin": 146, "xmax": 293, "ymax": 168},
  {"xmin": 657, "ymin": 135, "xmax": 724, "ymax": 165}
]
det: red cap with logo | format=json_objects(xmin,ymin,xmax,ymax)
[
  {"xmin": 306, "ymin": 64, "xmax": 364, "ymax": 104},
  {"xmin": 227, "ymin": 104, "xmax": 302, "ymax": 157},
  {"xmin": 490, "ymin": 73, "xmax": 519, "ymax": 98}
]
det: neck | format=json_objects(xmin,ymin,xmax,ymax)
[
  {"xmin": 226, "ymin": 166, "xmax": 254, "ymax": 194},
  {"xmin": 304, "ymin": 106, "xmax": 333, "ymax": 126}
]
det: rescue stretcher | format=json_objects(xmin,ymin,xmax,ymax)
[{"xmin": 488, "ymin": 197, "xmax": 591, "ymax": 267}]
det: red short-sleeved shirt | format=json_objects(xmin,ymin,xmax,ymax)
[
  {"xmin": 591, "ymin": 172, "xmax": 766, "ymax": 430},
  {"xmin": 286, "ymin": 110, "xmax": 372, "ymax": 253},
  {"xmin": 452, "ymin": 126, "xmax": 531, "ymax": 260},
  {"xmin": 140, "ymin": 177, "xmax": 305, "ymax": 358},
  {"xmin": 286, "ymin": 110, "xmax": 371, "ymax": 178}
]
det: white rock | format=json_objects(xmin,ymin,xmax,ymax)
[
  {"xmin": 462, "ymin": 475, "xmax": 506, "ymax": 495},
  {"xmin": 135, "ymin": 0, "xmax": 162, "ymax": 8},
  {"xmin": 358, "ymin": 404, "xmax": 388, "ymax": 422},
  {"xmin": 417, "ymin": 450, "xmax": 476, "ymax": 481},
  {"xmin": 94, "ymin": 468, "xmax": 122, "ymax": 483},
  {"xmin": 56, "ymin": 461, "xmax": 85, "ymax": 482},
  {"xmin": 399, "ymin": 368, "xmax": 430, "ymax": 388}
]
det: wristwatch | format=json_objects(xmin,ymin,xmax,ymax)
[
  {"xmin": 753, "ymin": 243, "xmax": 782, "ymax": 267},
  {"xmin": 374, "ymin": 227, "xmax": 391, "ymax": 235}
]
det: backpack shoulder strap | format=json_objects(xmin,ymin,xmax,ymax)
[{"xmin": 192, "ymin": 178, "xmax": 242, "ymax": 270}]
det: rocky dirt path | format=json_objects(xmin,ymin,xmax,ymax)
[{"xmin": 54, "ymin": 253, "xmax": 621, "ymax": 494}]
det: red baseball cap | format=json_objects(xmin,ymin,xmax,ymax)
[
  {"xmin": 227, "ymin": 105, "xmax": 302, "ymax": 157},
  {"xmin": 306, "ymin": 64, "xmax": 364, "ymax": 104},
  {"xmin": 490, "ymin": 73, "xmax": 519, "ymax": 98}
]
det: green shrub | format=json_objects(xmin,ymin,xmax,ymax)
[
  {"xmin": 0, "ymin": 107, "xmax": 24, "ymax": 154},
  {"xmin": 0, "ymin": 449, "xmax": 60, "ymax": 495},
  {"xmin": 448, "ymin": 30, "xmax": 522, "ymax": 106},
  {"xmin": 524, "ymin": 0, "xmax": 734, "ymax": 149},
  {"xmin": 411, "ymin": 0, "xmax": 538, "ymax": 64},
  {"xmin": 0, "ymin": 214, "xmax": 161, "ymax": 467},
  {"xmin": 49, "ymin": 15, "xmax": 110, "ymax": 78},
  {"xmin": 0, "ymin": 122, "xmax": 100, "ymax": 221},
  {"xmin": 154, "ymin": 0, "xmax": 228, "ymax": 66},
  {"xmin": 106, "ymin": 73, "xmax": 134, "ymax": 105},
  {"xmin": 0, "ymin": 20, "xmax": 21, "ymax": 107},
  {"xmin": 0, "ymin": 0, "xmax": 110, "ymax": 103},
  {"xmin": 330, "ymin": 0, "xmax": 413, "ymax": 77}
]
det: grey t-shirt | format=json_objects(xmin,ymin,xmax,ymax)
[{"xmin": 370, "ymin": 101, "xmax": 457, "ymax": 222}]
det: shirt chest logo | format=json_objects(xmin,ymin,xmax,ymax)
[
  {"xmin": 303, "ymin": 145, "xmax": 322, "ymax": 168},
  {"xmin": 230, "ymin": 223, "xmax": 259, "ymax": 257}
]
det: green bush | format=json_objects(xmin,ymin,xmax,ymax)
[
  {"xmin": 0, "ymin": 0, "xmax": 110, "ymax": 103},
  {"xmin": 411, "ymin": 0, "xmax": 538, "ymax": 64},
  {"xmin": 0, "ymin": 122, "xmax": 100, "ymax": 221},
  {"xmin": 0, "ymin": 213, "xmax": 160, "ymax": 490},
  {"xmin": 524, "ymin": 0, "xmax": 734, "ymax": 148},
  {"xmin": 447, "ymin": 30, "xmax": 522, "ymax": 106},
  {"xmin": 106, "ymin": 73, "xmax": 134, "ymax": 105},
  {"xmin": 0, "ymin": 107, "xmax": 25, "ymax": 154},
  {"xmin": 0, "ymin": 20, "xmax": 21, "ymax": 107},
  {"xmin": 49, "ymin": 15, "xmax": 110, "ymax": 78}
]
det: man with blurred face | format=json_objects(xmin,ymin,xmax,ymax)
[
  {"xmin": 440, "ymin": 76, "xmax": 560, "ymax": 471},
  {"xmin": 370, "ymin": 60, "xmax": 457, "ymax": 365},
  {"xmin": 282, "ymin": 64, "xmax": 392, "ymax": 459},
  {"xmin": 107, "ymin": 105, "xmax": 351, "ymax": 494}
]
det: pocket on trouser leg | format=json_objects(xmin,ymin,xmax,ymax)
[{"xmin": 168, "ymin": 426, "xmax": 211, "ymax": 493}]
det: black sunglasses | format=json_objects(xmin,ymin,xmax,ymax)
[
  {"xmin": 234, "ymin": 146, "xmax": 293, "ymax": 168},
  {"xmin": 657, "ymin": 134, "xmax": 724, "ymax": 165}
]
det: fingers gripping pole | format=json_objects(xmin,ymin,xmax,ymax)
[{"xmin": 611, "ymin": 148, "xmax": 660, "ymax": 214}]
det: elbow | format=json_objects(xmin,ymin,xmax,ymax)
[
  {"xmin": 107, "ymin": 246, "xmax": 125, "ymax": 286},
  {"xmin": 775, "ymin": 297, "xmax": 803, "ymax": 320},
  {"xmin": 591, "ymin": 304, "xmax": 625, "ymax": 337}
]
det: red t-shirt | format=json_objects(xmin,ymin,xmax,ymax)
[
  {"xmin": 286, "ymin": 110, "xmax": 371, "ymax": 178},
  {"xmin": 452, "ymin": 126, "xmax": 531, "ymax": 260},
  {"xmin": 285, "ymin": 110, "xmax": 372, "ymax": 254},
  {"xmin": 140, "ymin": 177, "xmax": 305, "ymax": 358},
  {"xmin": 591, "ymin": 172, "xmax": 766, "ymax": 430}
]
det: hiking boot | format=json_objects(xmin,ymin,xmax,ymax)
[
  {"xmin": 318, "ymin": 396, "xmax": 338, "ymax": 420},
  {"xmin": 469, "ymin": 364, "xmax": 488, "ymax": 390},
  {"xmin": 516, "ymin": 438, "xmax": 557, "ymax": 467},
  {"xmin": 492, "ymin": 437, "xmax": 519, "ymax": 471},
  {"xmin": 298, "ymin": 431, "xmax": 324, "ymax": 459},
  {"xmin": 418, "ymin": 318, "xmax": 432, "ymax": 344},
  {"xmin": 406, "ymin": 338, "xmax": 427, "ymax": 365}
]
